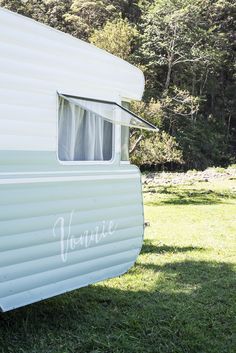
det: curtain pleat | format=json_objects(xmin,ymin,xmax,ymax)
[{"xmin": 58, "ymin": 98, "xmax": 112, "ymax": 161}]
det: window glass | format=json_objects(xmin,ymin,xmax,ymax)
[
  {"xmin": 58, "ymin": 94, "xmax": 158, "ymax": 163},
  {"xmin": 60, "ymin": 94, "xmax": 157, "ymax": 131},
  {"xmin": 58, "ymin": 97, "xmax": 113, "ymax": 162},
  {"xmin": 121, "ymin": 101, "xmax": 130, "ymax": 161},
  {"xmin": 121, "ymin": 126, "xmax": 129, "ymax": 161}
]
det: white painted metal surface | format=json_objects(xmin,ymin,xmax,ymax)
[
  {"xmin": 0, "ymin": 7, "xmax": 145, "ymax": 312},
  {"xmin": 0, "ymin": 7, "xmax": 144, "ymax": 152}
]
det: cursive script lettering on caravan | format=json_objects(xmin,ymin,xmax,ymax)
[{"xmin": 53, "ymin": 211, "xmax": 117, "ymax": 263}]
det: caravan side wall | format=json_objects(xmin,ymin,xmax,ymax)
[{"xmin": 0, "ymin": 8, "xmax": 145, "ymax": 312}]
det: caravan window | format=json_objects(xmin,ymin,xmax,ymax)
[
  {"xmin": 58, "ymin": 94, "xmax": 158, "ymax": 163},
  {"xmin": 58, "ymin": 97, "xmax": 113, "ymax": 162}
]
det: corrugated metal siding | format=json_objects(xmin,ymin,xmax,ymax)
[
  {"xmin": 0, "ymin": 7, "xmax": 144, "ymax": 152},
  {"xmin": 0, "ymin": 170, "xmax": 144, "ymax": 312},
  {"xmin": 0, "ymin": 8, "xmax": 145, "ymax": 312}
]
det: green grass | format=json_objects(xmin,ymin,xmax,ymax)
[{"xmin": 1, "ymin": 178, "xmax": 236, "ymax": 353}]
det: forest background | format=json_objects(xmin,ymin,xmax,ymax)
[{"xmin": 1, "ymin": 0, "xmax": 235, "ymax": 170}]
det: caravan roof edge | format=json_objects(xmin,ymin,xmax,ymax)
[{"xmin": 0, "ymin": 6, "xmax": 145, "ymax": 101}]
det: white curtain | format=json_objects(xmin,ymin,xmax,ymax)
[{"xmin": 58, "ymin": 98, "xmax": 112, "ymax": 161}]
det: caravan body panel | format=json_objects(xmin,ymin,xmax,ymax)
[{"xmin": 0, "ymin": 7, "xmax": 145, "ymax": 312}]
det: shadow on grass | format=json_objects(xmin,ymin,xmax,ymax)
[
  {"xmin": 0, "ymin": 260, "xmax": 235, "ymax": 353},
  {"xmin": 144, "ymin": 186, "xmax": 236, "ymax": 206},
  {"xmin": 141, "ymin": 240, "xmax": 206, "ymax": 255}
]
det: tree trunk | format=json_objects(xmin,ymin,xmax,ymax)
[
  {"xmin": 227, "ymin": 114, "xmax": 231, "ymax": 141},
  {"xmin": 129, "ymin": 134, "xmax": 144, "ymax": 155},
  {"xmin": 165, "ymin": 60, "xmax": 172, "ymax": 90}
]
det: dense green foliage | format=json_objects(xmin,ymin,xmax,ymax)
[
  {"xmin": 1, "ymin": 0, "xmax": 235, "ymax": 169},
  {"xmin": 136, "ymin": 0, "xmax": 236, "ymax": 169},
  {"xmin": 90, "ymin": 18, "xmax": 138, "ymax": 60}
]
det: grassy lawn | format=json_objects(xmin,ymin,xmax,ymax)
[{"xmin": 0, "ymin": 177, "xmax": 236, "ymax": 353}]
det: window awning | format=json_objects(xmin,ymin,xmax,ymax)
[{"xmin": 59, "ymin": 94, "xmax": 158, "ymax": 132}]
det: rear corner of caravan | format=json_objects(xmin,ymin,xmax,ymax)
[{"xmin": 0, "ymin": 6, "xmax": 154, "ymax": 312}]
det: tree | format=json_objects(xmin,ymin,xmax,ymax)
[
  {"xmin": 89, "ymin": 18, "xmax": 138, "ymax": 60},
  {"xmin": 66, "ymin": 0, "xmax": 142, "ymax": 39},
  {"xmin": 138, "ymin": 0, "xmax": 222, "ymax": 94},
  {"xmin": 134, "ymin": 0, "xmax": 236, "ymax": 168},
  {"xmin": 131, "ymin": 131, "xmax": 183, "ymax": 167},
  {"xmin": 0, "ymin": 0, "xmax": 235, "ymax": 168}
]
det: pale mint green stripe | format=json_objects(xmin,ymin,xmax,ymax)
[{"xmin": 0, "ymin": 150, "xmax": 132, "ymax": 173}]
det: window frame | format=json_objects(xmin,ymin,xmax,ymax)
[
  {"xmin": 120, "ymin": 100, "xmax": 131, "ymax": 164},
  {"xmin": 60, "ymin": 94, "xmax": 157, "ymax": 131},
  {"xmin": 56, "ymin": 94, "xmax": 116, "ymax": 166}
]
